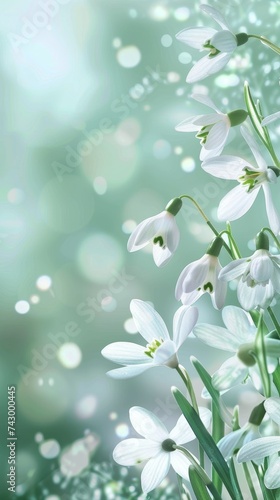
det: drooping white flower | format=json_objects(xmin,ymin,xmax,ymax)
[
  {"xmin": 193, "ymin": 305, "xmax": 280, "ymax": 391},
  {"xmin": 102, "ymin": 299, "xmax": 198, "ymax": 379},
  {"xmin": 202, "ymin": 126, "xmax": 280, "ymax": 234},
  {"xmin": 127, "ymin": 198, "xmax": 182, "ymax": 267},
  {"xmin": 237, "ymin": 398, "xmax": 280, "ymax": 489},
  {"xmin": 113, "ymin": 405, "xmax": 212, "ymax": 494},
  {"xmin": 218, "ymin": 422, "xmax": 261, "ymax": 461},
  {"xmin": 176, "ymin": 94, "xmax": 247, "ymax": 161},
  {"xmin": 261, "ymin": 111, "xmax": 280, "ymax": 126},
  {"xmin": 175, "ymin": 237, "xmax": 227, "ymax": 310},
  {"xmin": 176, "ymin": 4, "xmax": 248, "ymax": 83},
  {"xmin": 219, "ymin": 232, "xmax": 280, "ymax": 310}
]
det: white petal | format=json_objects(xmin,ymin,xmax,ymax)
[
  {"xmin": 262, "ymin": 183, "xmax": 280, "ymax": 234},
  {"xmin": 265, "ymin": 457, "xmax": 280, "ymax": 489},
  {"xmin": 176, "ymin": 27, "xmax": 217, "ymax": 49},
  {"xmin": 141, "ymin": 452, "xmax": 170, "ymax": 493},
  {"xmin": 218, "ymin": 184, "xmax": 260, "ymax": 221},
  {"xmin": 170, "ymin": 451, "xmax": 191, "ymax": 480},
  {"xmin": 222, "ymin": 306, "xmax": 255, "ymax": 342},
  {"xmin": 200, "ymin": 4, "xmax": 230, "ymax": 30},
  {"xmin": 240, "ymin": 125, "xmax": 267, "ymax": 170},
  {"xmin": 237, "ymin": 280, "xmax": 270, "ymax": 311},
  {"xmin": 173, "ymin": 305, "xmax": 199, "ymax": 349},
  {"xmin": 192, "ymin": 113, "xmax": 222, "ymax": 126},
  {"xmin": 129, "ymin": 407, "xmax": 168, "ymax": 441},
  {"xmin": 204, "ymin": 120, "xmax": 229, "ymax": 150},
  {"xmin": 264, "ymin": 397, "xmax": 280, "ymax": 425},
  {"xmin": 202, "ymin": 155, "xmax": 249, "ymax": 179},
  {"xmin": 169, "ymin": 415, "xmax": 195, "ymax": 444},
  {"xmin": 193, "ymin": 323, "xmax": 240, "ymax": 351},
  {"xmin": 191, "ymin": 93, "xmax": 221, "ymax": 112},
  {"xmin": 219, "ymin": 259, "xmax": 249, "ymax": 281},
  {"xmin": 130, "ymin": 300, "xmax": 170, "ymax": 343},
  {"xmin": 153, "ymin": 340, "xmax": 178, "ymax": 367},
  {"xmin": 262, "ymin": 111, "xmax": 280, "ymax": 126},
  {"xmin": 175, "ymin": 115, "xmax": 202, "ymax": 132},
  {"xmin": 218, "ymin": 428, "xmax": 245, "ymax": 459},
  {"xmin": 186, "ymin": 52, "xmax": 232, "ymax": 83},
  {"xmin": 200, "ymin": 144, "xmax": 223, "ymax": 161},
  {"xmin": 153, "ymin": 243, "xmax": 173, "ymax": 268},
  {"xmin": 237, "ymin": 437, "xmax": 280, "ymax": 462},
  {"xmin": 101, "ymin": 342, "xmax": 151, "ymax": 365},
  {"xmin": 176, "ymin": 256, "xmax": 209, "ymax": 294},
  {"xmin": 113, "ymin": 438, "xmax": 161, "ymax": 465},
  {"xmin": 180, "ymin": 288, "xmax": 204, "ymax": 306},
  {"xmin": 250, "ymin": 253, "xmax": 273, "ymax": 281},
  {"xmin": 127, "ymin": 214, "xmax": 161, "ymax": 251},
  {"xmin": 211, "ymin": 30, "xmax": 237, "ymax": 52},
  {"xmin": 106, "ymin": 364, "xmax": 151, "ymax": 379},
  {"xmin": 212, "ymin": 356, "xmax": 247, "ymax": 390},
  {"xmin": 213, "ymin": 277, "xmax": 227, "ymax": 310}
]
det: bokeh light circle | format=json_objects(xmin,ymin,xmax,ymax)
[
  {"xmin": 15, "ymin": 300, "xmax": 30, "ymax": 314},
  {"xmin": 36, "ymin": 275, "xmax": 52, "ymax": 291},
  {"xmin": 57, "ymin": 343, "xmax": 82, "ymax": 369},
  {"xmin": 39, "ymin": 439, "xmax": 60, "ymax": 459},
  {"xmin": 116, "ymin": 46, "xmax": 141, "ymax": 68}
]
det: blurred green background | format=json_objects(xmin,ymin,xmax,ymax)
[{"xmin": 1, "ymin": 0, "xmax": 280, "ymax": 497}]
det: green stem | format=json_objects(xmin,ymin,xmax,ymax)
[
  {"xmin": 179, "ymin": 195, "xmax": 233, "ymax": 257},
  {"xmin": 228, "ymin": 458, "xmax": 243, "ymax": 500},
  {"xmin": 267, "ymin": 307, "xmax": 280, "ymax": 339},
  {"xmin": 174, "ymin": 446, "xmax": 222, "ymax": 500},
  {"xmin": 252, "ymin": 464, "xmax": 276, "ymax": 500},
  {"xmin": 242, "ymin": 462, "xmax": 258, "ymax": 500},
  {"xmin": 221, "ymin": 226, "xmax": 242, "ymax": 258},
  {"xmin": 176, "ymin": 365, "xmax": 204, "ymax": 468},
  {"xmin": 254, "ymin": 313, "xmax": 271, "ymax": 398},
  {"xmin": 248, "ymin": 34, "xmax": 280, "ymax": 56}
]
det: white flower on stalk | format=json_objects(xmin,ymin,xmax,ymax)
[
  {"xmin": 176, "ymin": 4, "xmax": 248, "ymax": 83},
  {"xmin": 127, "ymin": 198, "xmax": 182, "ymax": 267},
  {"xmin": 219, "ymin": 232, "xmax": 280, "ymax": 310},
  {"xmin": 262, "ymin": 111, "xmax": 280, "ymax": 126},
  {"xmin": 202, "ymin": 125, "xmax": 280, "ymax": 234},
  {"xmin": 102, "ymin": 299, "xmax": 198, "ymax": 379},
  {"xmin": 237, "ymin": 398, "xmax": 280, "ymax": 489},
  {"xmin": 218, "ymin": 422, "xmax": 261, "ymax": 461},
  {"xmin": 193, "ymin": 305, "xmax": 280, "ymax": 391},
  {"xmin": 175, "ymin": 237, "xmax": 227, "ymax": 310},
  {"xmin": 176, "ymin": 94, "xmax": 247, "ymax": 161},
  {"xmin": 113, "ymin": 405, "xmax": 212, "ymax": 494}
]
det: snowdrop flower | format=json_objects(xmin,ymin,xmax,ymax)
[
  {"xmin": 113, "ymin": 405, "xmax": 211, "ymax": 494},
  {"xmin": 219, "ymin": 231, "xmax": 280, "ymax": 310},
  {"xmin": 102, "ymin": 299, "xmax": 198, "ymax": 379},
  {"xmin": 202, "ymin": 125, "xmax": 280, "ymax": 234},
  {"xmin": 176, "ymin": 94, "xmax": 247, "ymax": 161},
  {"xmin": 262, "ymin": 111, "xmax": 280, "ymax": 126},
  {"xmin": 237, "ymin": 398, "xmax": 280, "ymax": 489},
  {"xmin": 193, "ymin": 305, "xmax": 280, "ymax": 391},
  {"xmin": 175, "ymin": 237, "xmax": 227, "ymax": 310},
  {"xmin": 176, "ymin": 4, "xmax": 248, "ymax": 83},
  {"xmin": 217, "ymin": 402, "xmax": 264, "ymax": 461},
  {"xmin": 127, "ymin": 198, "xmax": 182, "ymax": 267}
]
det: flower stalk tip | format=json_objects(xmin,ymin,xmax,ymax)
[{"xmin": 165, "ymin": 197, "xmax": 183, "ymax": 216}]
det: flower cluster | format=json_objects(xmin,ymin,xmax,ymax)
[{"xmin": 102, "ymin": 3, "xmax": 280, "ymax": 497}]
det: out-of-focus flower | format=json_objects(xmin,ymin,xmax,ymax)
[
  {"xmin": 113, "ymin": 405, "xmax": 211, "ymax": 493},
  {"xmin": 102, "ymin": 299, "xmax": 198, "ymax": 378},
  {"xmin": 261, "ymin": 111, "xmax": 280, "ymax": 126}
]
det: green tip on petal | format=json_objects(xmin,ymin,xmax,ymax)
[
  {"xmin": 248, "ymin": 401, "xmax": 265, "ymax": 426},
  {"xmin": 255, "ymin": 231, "xmax": 269, "ymax": 250},
  {"xmin": 206, "ymin": 236, "xmax": 223, "ymax": 257},
  {"xmin": 165, "ymin": 197, "xmax": 183, "ymax": 216},
  {"xmin": 236, "ymin": 32, "xmax": 249, "ymax": 46},
  {"xmin": 227, "ymin": 109, "xmax": 248, "ymax": 127}
]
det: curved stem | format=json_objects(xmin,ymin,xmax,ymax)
[
  {"xmin": 174, "ymin": 446, "xmax": 223, "ymax": 500},
  {"xmin": 248, "ymin": 34, "xmax": 280, "ymax": 56},
  {"xmin": 262, "ymin": 227, "xmax": 280, "ymax": 251},
  {"xmin": 242, "ymin": 462, "xmax": 258, "ymax": 500},
  {"xmin": 220, "ymin": 227, "xmax": 242, "ymax": 259},
  {"xmin": 267, "ymin": 306, "xmax": 280, "ymax": 339},
  {"xmin": 179, "ymin": 195, "xmax": 233, "ymax": 257}
]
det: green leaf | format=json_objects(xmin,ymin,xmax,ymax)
[
  {"xmin": 172, "ymin": 386, "xmax": 235, "ymax": 500},
  {"xmin": 189, "ymin": 466, "xmax": 212, "ymax": 500},
  {"xmin": 228, "ymin": 458, "xmax": 243, "ymax": 500},
  {"xmin": 255, "ymin": 314, "xmax": 271, "ymax": 397},
  {"xmin": 244, "ymin": 81, "xmax": 268, "ymax": 147}
]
